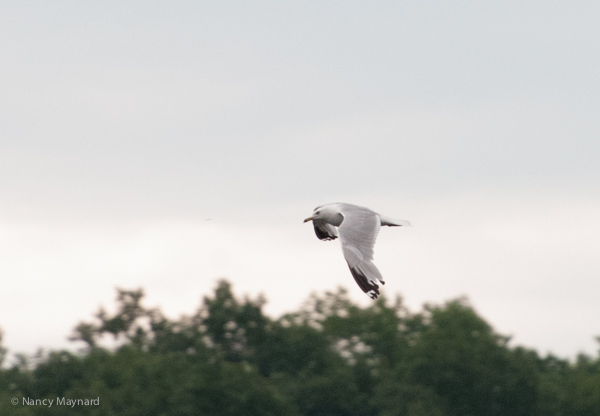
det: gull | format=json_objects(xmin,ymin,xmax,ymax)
[{"xmin": 304, "ymin": 203, "xmax": 410, "ymax": 299}]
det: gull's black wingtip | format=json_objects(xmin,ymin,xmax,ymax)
[{"xmin": 348, "ymin": 265, "xmax": 380, "ymax": 299}]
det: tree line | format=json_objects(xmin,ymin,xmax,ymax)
[{"xmin": 1, "ymin": 279, "xmax": 599, "ymax": 415}]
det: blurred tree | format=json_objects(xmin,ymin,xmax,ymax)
[
  {"xmin": 406, "ymin": 299, "xmax": 539, "ymax": 416},
  {"xmin": 0, "ymin": 330, "xmax": 7, "ymax": 367},
  {"xmin": 198, "ymin": 280, "xmax": 269, "ymax": 363},
  {"xmin": 1, "ymin": 280, "xmax": 600, "ymax": 416}
]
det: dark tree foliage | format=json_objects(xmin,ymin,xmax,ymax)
[{"xmin": 1, "ymin": 279, "xmax": 599, "ymax": 415}]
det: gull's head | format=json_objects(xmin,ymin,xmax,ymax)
[
  {"xmin": 303, "ymin": 206, "xmax": 324, "ymax": 223},
  {"xmin": 303, "ymin": 204, "xmax": 343, "ymax": 226}
]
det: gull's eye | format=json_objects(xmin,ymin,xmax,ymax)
[{"xmin": 316, "ymin": 211, "xmax": 320, "ymax": 215}]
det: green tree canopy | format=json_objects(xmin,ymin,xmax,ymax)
[{"xmin": 1, "ymin": 279, "xmax": 599, "ymax": 415}]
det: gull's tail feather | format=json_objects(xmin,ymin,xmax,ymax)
[{"xmin": 379, "ymin": 215, "xmax": 411, "ymax": 227}]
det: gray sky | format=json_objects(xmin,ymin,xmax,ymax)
[{"xmin": 1, "ymin": 1, "xmax": 599, "ymax": 358}]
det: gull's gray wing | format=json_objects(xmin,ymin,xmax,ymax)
[
  {"xmin": 312, "ymin": 219, "xmax": 338, "ymax": 241},
  {"xmin": 337, "ymin": 204, "xmax": 384, "ymax": 299}
]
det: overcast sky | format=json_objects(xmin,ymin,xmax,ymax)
[{"xmin": 1, "ymin": 1, "xmax": 599, "ymax": 359}]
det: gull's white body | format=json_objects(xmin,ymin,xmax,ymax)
[{"xmin": 304, "ymin": 203, "xmax": 410, "ymax": 299}]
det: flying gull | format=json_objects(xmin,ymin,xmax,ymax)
[{"xmin": 304, "ymin": 203, "xmax": 410, "ymax": 299}]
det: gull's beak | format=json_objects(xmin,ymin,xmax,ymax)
[{"xmin": 303, "ymin": 216, "xmax": 314, "ymax": 223}]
